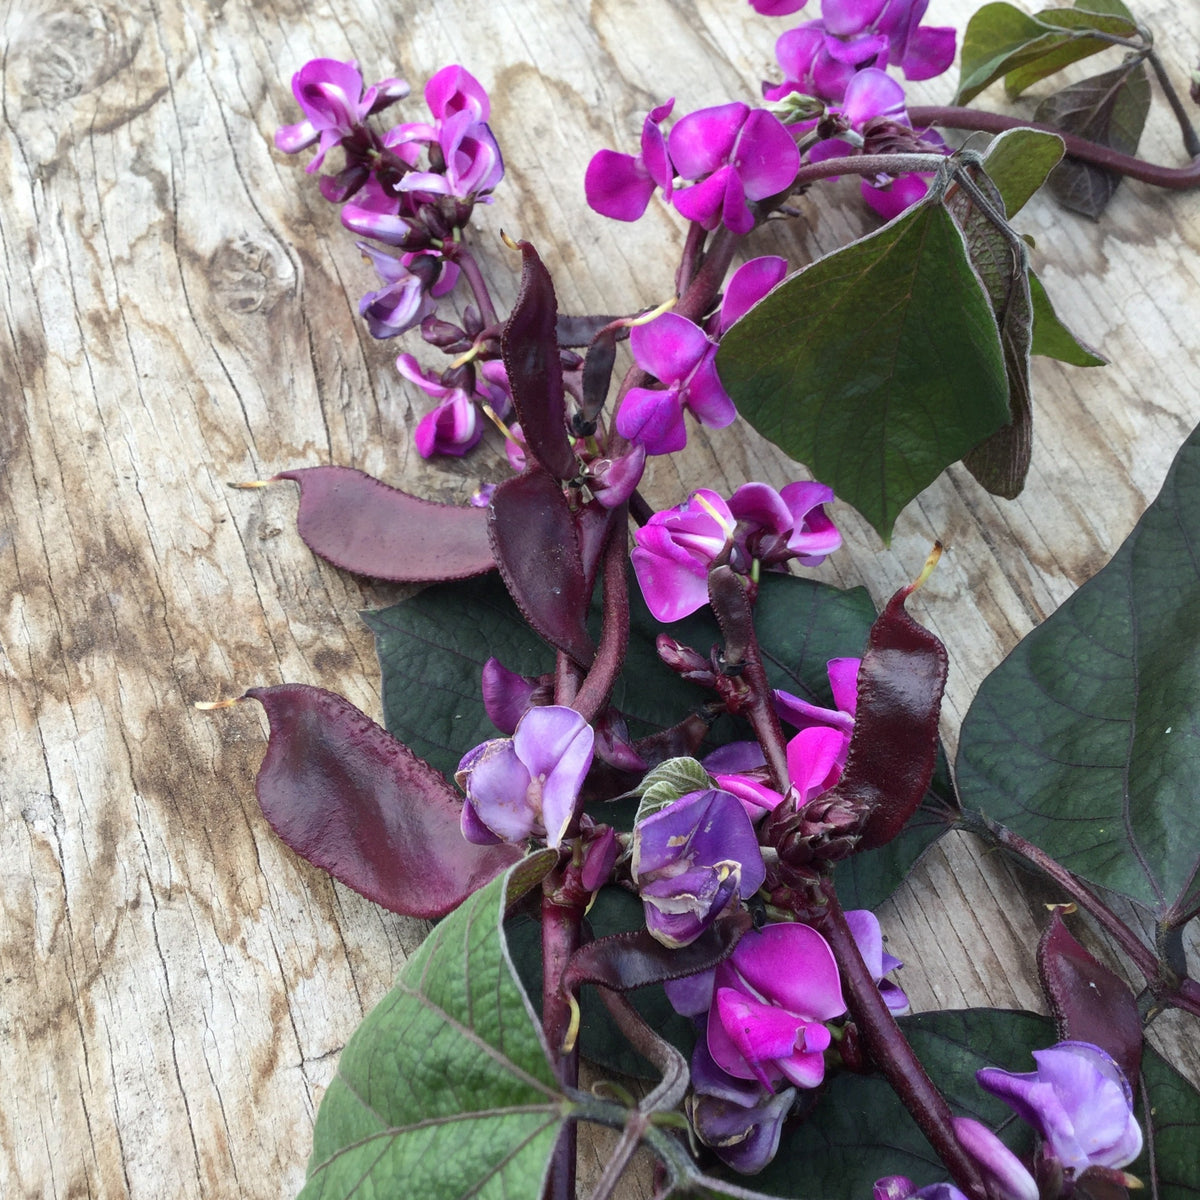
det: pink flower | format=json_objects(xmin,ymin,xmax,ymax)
[{"xmin": 585, "ymin": 99, "xmax": 675, "ymax": 221}]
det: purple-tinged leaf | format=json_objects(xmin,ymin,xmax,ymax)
[
  {"xmin": 563, "ymin": 906, "xmax": 751, "ymax": 996},
  {"xmin": 1036, "ymin": 909, "xmax": 1142, "ymax": 1084},
  {"xmin": 1037, "ymin": 62, "xmax": 1150, "ymax": 219},
  {"xmin": 502, "ymin": 241, "xmax": 578, "ymax": 481},
  {"xmin": 275, "ymin": 465, "xmax": 494, "ymax": 582},
  {"xmin": 488, "ymin": 468, "xmax": 595, "ymax": 667},
  {"xmin": 957, "ymin": 421, "xmax": 1200, "ymax": 919},
  {"xmin": 850, "ymin": 580, "xmax": 949, "ymax": 852},
  {"xmin": 245, "ymin": 683, "xmax": 520, "ymax": 918}
]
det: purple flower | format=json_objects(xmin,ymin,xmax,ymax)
[
  {"xmin": 707, "ymin": 922, "xmax": 847, "ymax": 1089},
  {"xmin": 455, "ymin": 705, "xmax": 594, "ymax": 848},
  {"xmin": 875, "ymin": 1179, "xmax": 970, "ymax": 1200},
  {"xmin": 727, "ymin": 480, "xmax": 841, "ymax": 570},
  {"xmin": 617, "ymin": 312, "xmax": 735, "ymax": 454},
  {"xmin": 631, "ymin": 489, "xmax": 734, "ymax": 622},
  {"xmin": 397, "ymin": 354, "xmax": 482, "ymax": 458},
  {"xmin": 845, "ymin": 909, "xmax": 908, "ymax": 1013},
  {"xmin": 585, "ymin": 99, "xmax": 675, "ymax": 221},
  {"xmin": 275, "ymin": 59, "xmax": 410, "ymax": 171},
  {"xmin": 632, "ymin": 788, "xmax": 766, "ymax": 948},
  {"xmin": 481, "ymin": 657, "xmax": 551, "ymax": 735},
  {"xmin": 952, "ymin": 1118, "xmax": 1039, "ymax": 1200},
  {"xmin": 357, "ymin": 244, "xmax": 454, "ymax": 338},
  {"xmin": 976, "ymin": 1042, "xmax": 1143, "ymax": 1177},
  {"xmin": 669, "ymin": 103, "xmax": 800, "ymax": 234},
  {"xmin": 687, "ymin": 1034, "xmax": 797, "ymax": 1173}
]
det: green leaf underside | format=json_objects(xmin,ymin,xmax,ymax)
[
  {"xmin": 743, "ymin": 1010, "xmax": 1050, "ymax": 1198},
  {"xmin": 717, "ymin": 200, "xmax": 1010, "ymax": 542},
  {"xmin": 956, "ymin": 421, "xmax": 1200, "ymax": 917},
  {"xmin": 366, "ymin": 572, "xmax": 877, "ymax": 781},
  {"xmin": 956, "ymin": 3, "xmax": 1139, "ymax": 104},
  {"xmin": 979, "ymin": 128, "xmax": 1065, "ymax": 218},
  {"xmin": 1028, "ymin": 271, "xmax": 1106, "ymax": 366},
  {"xmin": 302, "ymin": 852, "xmax": 566, "ymax": 1200}
]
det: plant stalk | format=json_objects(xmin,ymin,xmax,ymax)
[
  {"xmin": 908, "ymin": 106, "xmax": 1200, "ymax": 189},
  {"xmin": 573, "ymin": 513, "xmax": 631, "ymax": 723},
  {"xmin": 450, "ymin": 241, "xmax": 501, "ymax": 328},
  {"xmin": 816, "ymin": 878, "xmax": 988, "ymax": 1200}
]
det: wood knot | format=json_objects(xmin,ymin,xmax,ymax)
[{"xmin": 208, "ymin": 235, "xmax": 294, "ymax": 315}]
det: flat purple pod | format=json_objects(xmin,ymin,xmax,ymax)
[
  {"xmin": 488, "ymin": 468, "xmax": 595, "ymax": 667},
  {"xmin": 276, "ymin": 465, "xmax": 495, "ymax": 581},
  {"xmin": 501, "ymin": 241, "xmax": 578, "ymax": 481},
  {"xmin": 1037, "ymin": 910, "xmax": 1142, "ymax": 1083},
  {"xmin": 245, "ymin": 683, "xmax": 521, "ymax": 917},
  {"xmin": 847, "ymin": 581, "xmax": 949, "ymax": 851}
]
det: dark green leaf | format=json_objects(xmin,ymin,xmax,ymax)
[
  {"xmin": 957, "ymin": 3, "xmax": 1060, "ymax": 103},
  {"xmin": 717, "ymin": 201, "xmax": 1010, "ymax": 542},
  {"xmin": 956, "ymin": 422, "xmax": 1200, "ymax": 918},
  {"xmin": 745, "ymin": 1009, "xmax": 1051, "ymax": 1198},
  {"xmin": 1039, "ymin": 62, "xmax": 1151, "ymax": 218},
  {"xmin": 301, "ymin": 850, "xmax": 568, "ymax": 1200},
  {"xmin": 1134, "ymin": 1043, "xmax": 1200, "ymax": 1200},
  {"xmin": 978, "ymin": 128, "xmax": 1065, "ymax": 217},
  {"xmin": 1029, "ymin": 271, "xmax": 1107, "ymax": 366}
]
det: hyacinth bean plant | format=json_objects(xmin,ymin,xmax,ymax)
[{"xmin": 208, "ymin": 2, "xmax": 1200, "ymax": 1197}]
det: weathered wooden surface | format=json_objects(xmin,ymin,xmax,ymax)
[{"xmin": 1, "ymin": 0, "xmax": 1198, "ymax": 1195}]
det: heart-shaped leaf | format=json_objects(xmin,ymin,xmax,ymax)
[
  {"xmin": 717, "ymin": 199, "xmax": 1010, "ymax": 542},
  {"xmin": 300, "ymin": 851, "xmax": 572, "ymax": 1200},
  {"xmin": 977, "ymin": 127, "xmax": 1065, "ymax": 218},
  {"xmin": 1029, "ymin": 271, "xmax": 1107, "ymax": 366},
  {"xmin": 245, "ymin": 684, "xmax": 520, "ymax": 918},
  {"xmin": 956, "ymin": 421, "xmax": 1200, "ymax": 920},
  {"xmin": 275, "ymin": 466, "xmax": 494, "ymax": 581},
  {"xmin": 488, "ymin": 468, "xmax": 595, "ymax": 667}
]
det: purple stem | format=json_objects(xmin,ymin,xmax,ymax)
[
  {"xmin": 909, "ymin": 106, "xmax": 1200, "ymax": 190},
  {"xmin": 449, "ymin": 241, "xmax": 501, "ymax": 328},
  {"xmin": 706, "ymin": 564, "xmax": 790, "ymax": 791},
  {"xmin": 816, "ymin": 879, "xmax": 989, "ymax": 1200},
  {"xmin": 573, "ymin": 514, "xmax": 630, "ymax": 724},
  {"xmin": 961, "ymin": 811, "xmax": 1200, "ymax": 1019}
]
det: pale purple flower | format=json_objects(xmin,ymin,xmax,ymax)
[
  {"xmin": 976, "ymin": 1042, "xmax": 1144, "ymax": 1177},
  {"xmin": 687, "ymin": 1034, "xmax": 797, "ymax": 1173},
  {"xmin": 668, "ymin": 102, "xmax": 800, "ymax": 234},
  {"xmin": 845, "ymin": 909, "xmax": 908, "ymax": 1013},
  {"xmin": 952, "ymin": 1118, "xmax": 1040, "ymax": 1200},
  {"xmin": 481, "ymin": 657, "xmax": 547, "ymax": 734},
  {"xmin": 397, "ymin": 354, "xmax": 482, "ymax": 458},
  {"xmin": 356, "ymin": 245, "xmax": 449, "ymax": 339},
  {"xmin": 632, "ymin": 788, "xmax": 766, "ymax": 948},
  {"xmin": 707, "ymin": 922, "xmax": 847, "ymax": 1089},
  {"xmin": 455, "ymin": 705, "xmax": 595, "ymax": 848},
  {"xmin": 617, "ymin": 312, "xmax": 734, "ymax": 454},
  {"xmin": 631, "ymin": 489, "xmax": 734, "ymax": 622},
  {"xmin": 585, "ymin": 99, "xmax": 675, "ymax": 221}
]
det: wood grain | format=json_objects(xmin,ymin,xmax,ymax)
[{"xmin": 1, "ymin": 0, "xmax": 1197, "ymax": 1194}]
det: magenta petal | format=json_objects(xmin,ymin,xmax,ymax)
[
  {"xmin": 786, "ymin": 724, "xmax": 847, "ymax": 801},
  {"xmin": 733, "ymin": 924, "xmax": 846, "ymax": 1021},
  {"xmin": 275, "ymin": 119, "xmax": 318, "ymax": 153},
  {"xmin": 844, "ymin": 909, "xmax": 886, "ymax": 979},
  {"xmin": 735, "ymin": 110, "xmax": 801, "ymax": 199},
  {"xmin": 672, "ymin": 168, "xmax": 733, "ymax": 231},
  {"xmin": 729, "ymin": 482, "xmax": 794, "ymax": 537},
  {"xmin": 861, "ymin": 172, "xmax": 929, "ymax": 221},
  {"xmin": 822, "ymin": 0, "xmax": 887, "ymax": 35},
  {"xmin": 616, "ymin": 386, "xmax": 688, "ymax": 455},
  {"xmin": 812, "ymin": 50, "xmax": 857, "ymax": 100},
  {"xmin": 425, "ymin": 64, "xmax": 490, "ymax": 122},
  {"xmin": 632, "ymin": 538, "xmax": 711, "ymax": 622},
  {"xmin": 775, "ymin": 1047, "xmax": 828, "ymax": 1088},
  {"xmin": 641, "ymin": 100, "xmax": 676, "ymax": 192},
  {"xmin": 750, "ymin": 0, "xmax": 810, "ymax": 13},
  {"xmin": 585, "ymin": 150, "xmax": 655, "ymax": 221},
  {"xmin": 683, "ymin": 350, "xmax": 737, "ymax": 428},
  {"xmin": 720, "ymin": 167, "xmax": 755, "ymax": 236},
  {"xmin": 825, "ymin": 31, "xmax": 890, "ymax": 67},
  {"xmin": 720, "ymin": 256, "xmax": 788, "ymax": 331},
  {"xmin": 827, "ymin": 656, "xmax": 861, "ymax": 715},
  {"xmin": 717, "ymin": 987, "xmax": 805, "ymax": 1065},
  {"xmin": 901, "ymin": 25, "xmax": 957, "ymax": 81},
  {"xmin": 631, "ymin": 312, "xmax": 712, "ymax": 383},
  {"xmin": 775, "ymin": 25, "xmax": 824, "ymax": 85},
  {"xmin": 842, "ymin": 68, "xmax": 908, "ymax": 126},
  {"xmin": 669, "ymin": 102, "xmax": 748, "ymax": 178}
]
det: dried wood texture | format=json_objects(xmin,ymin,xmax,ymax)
[{"xmin": 1, "ymin": 0, "xmax": 1198, "ymax": 1196}]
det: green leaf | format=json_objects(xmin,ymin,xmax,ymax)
[
  {"xmin": 717, "ymin": 200, "xmax": 1010, "ymax": 542},
  {"xmin": 1005, "ymin": 8, "xmax": 1141, "ymax": 97},
  {"xmin": 956, "ymin": 422, "xmax": 1200, "ymax": 918},
  {"xmin": 1135, "ymin": 1043, "xmax": 1200, "ymax": 1199},
  {"xmin": 955, "ymin": 2, "xmax": 1140, "ymax": 104},
  {"xmin": 978, "ymin": 128, "xmax": 1065, "ymax": 217},
  {"xmin": 301, "ymin": 850, "xmax": 569, "ymax": 1200},
  {"xmin": 1039, "ymin": 62, "xmax": 1151, "ymax": 218},
  {"xmin": 744, "ymin": 1009, "xmax": 1051, "ymax": 1198},
  {"xmin": 1028, "ymin": 271, "xmax": 1107, "ymax": 365},
  {"xmin": 635, "ymin": 757, "xmax": 715, "ymax": 822},
  {"xmin": 1073, "ymin": 0, "xmax": 1135, "ymax": 19}
]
